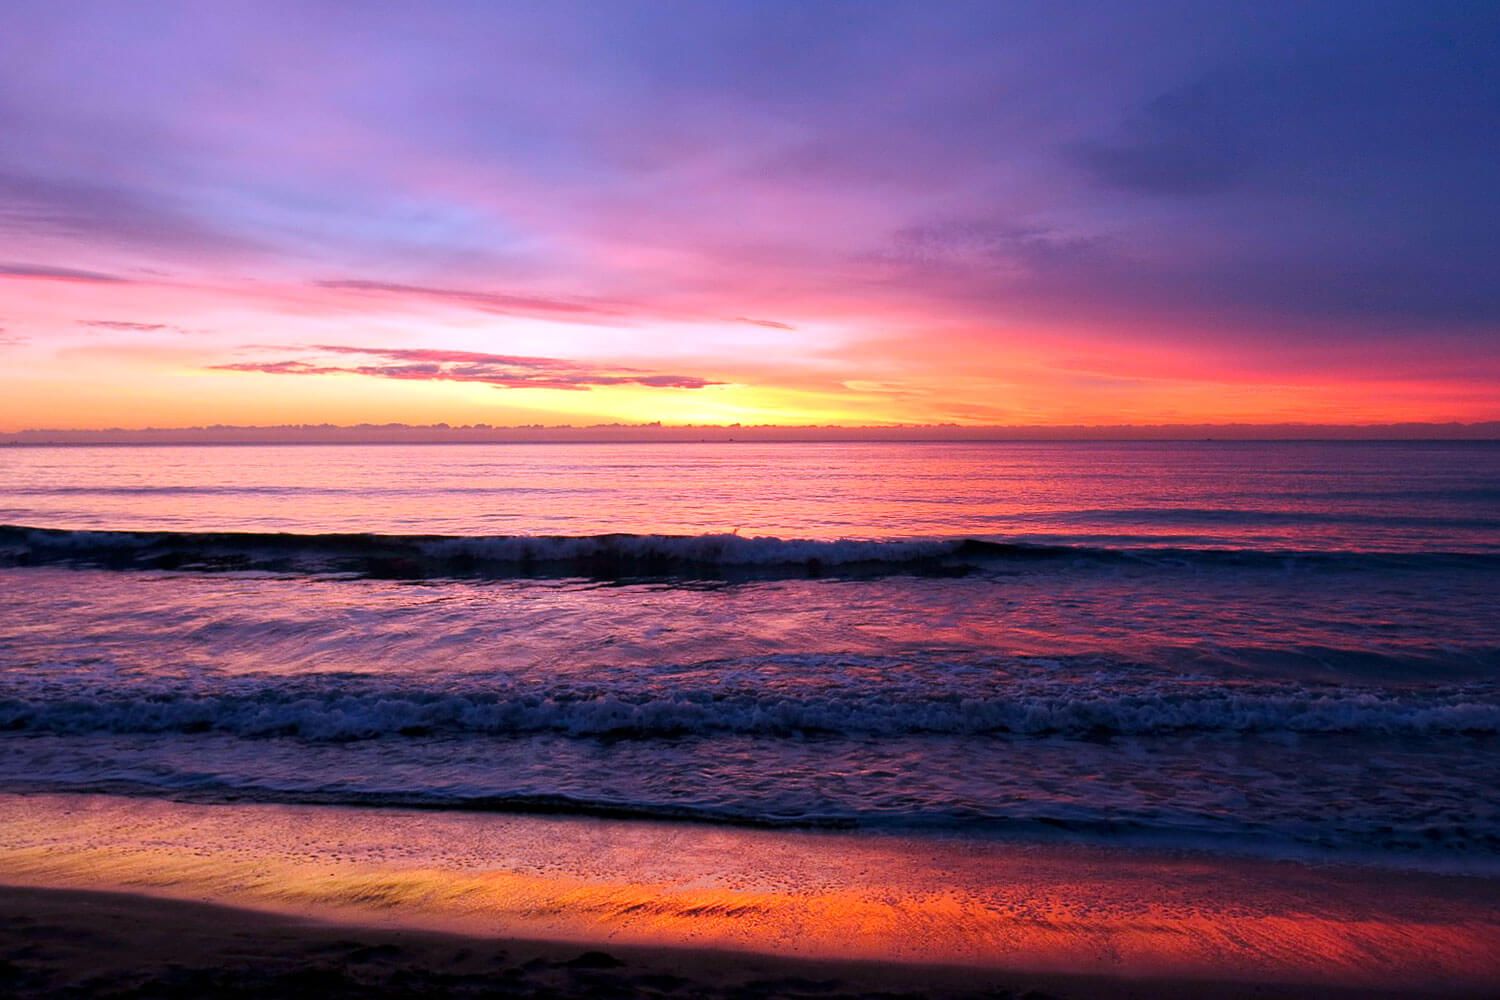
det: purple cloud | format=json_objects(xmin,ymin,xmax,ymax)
[
  {"xmin": 0, "ymin": 169, "xmax": 255, "ymax": 258},
  {"xmin": 314, "ymin": 280, "xmax": 618, "ymax": 319},
  {"xmin": 212, "ymin": 344, "xmax": 721, "ymax": 391},
  {"xmin": 79, "ymin": 320, "xmax": 172, "ymax": 332},
  {"xmin": 0, "ymin": 263, "xmax": 132, "ymax": 284},
  {"xmin": 309, "ymin": 344, "xmax": 590, "ymax": 369}
]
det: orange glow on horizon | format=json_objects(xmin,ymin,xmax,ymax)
[{"xmin": 4, "ymin": 268, "xmax": 1498, "ymax": 433}]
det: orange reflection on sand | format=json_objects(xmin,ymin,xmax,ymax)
[{"xmin": 1, "ymin": 793, "xmax": 1497, "ymax": 990}]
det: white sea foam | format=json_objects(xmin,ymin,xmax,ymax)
[{"xmin": 2, "ymin": 677, "xmax": 1495, "ymax": 740}]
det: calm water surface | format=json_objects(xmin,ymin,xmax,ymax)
[{"xmin": 4, "ymin": 440, "xmax": 1498, "ymax": 549}]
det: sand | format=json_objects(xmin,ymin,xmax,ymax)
[
  {"xmin": 4, "ymin": 883, "xmax": 1491, "ymax": 1000},
  {"xmin": 4, "ymin": 792, "xmax": 1500, "ymax": 997}
]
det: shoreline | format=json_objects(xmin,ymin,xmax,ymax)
[
  {"xmin": 2, "ymin": 792, "xmax": 1499, "ymax": 994},
  {"xmin": 2, "ymin": 882, "xmax": 1491, "ymax": 1000}
]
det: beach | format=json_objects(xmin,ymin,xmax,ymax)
[
  {"xmin": 3, "ymin": 793, "xmax": 1500, "ymax": 997},
  {"xmin": 8, "ymin": 881, "xmax": 1498, "ymax": 1000}
]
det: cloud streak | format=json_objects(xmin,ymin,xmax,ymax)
[
  {"xmin": 0, "ymin": 263, "xmax": 132, "ymax": 284},
  {"xmin": 79, "ymin": 320, "xmax": 172, "ymax": 332},
  {"xmin": 211, "ymin": 345, "xmax": 722, "ymax": 391},
  {"xmin": 314, "ymin": 280, "xmax": 618, "ymax": 319}
]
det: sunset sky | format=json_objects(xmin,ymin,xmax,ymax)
[{"xmin": 3, "ymin": 1, "xmax": 1497, "ymax": 431}]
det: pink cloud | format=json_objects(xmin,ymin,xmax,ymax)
[
  {"xmin": 0, "ymin": 263, "xmax": 132, "ymax": 284},
  {"xmin": 313, "ymin": 279, "xmax": 618, "ymax": 318},
  {"xmin": 79, "ymin": 320, "xmax": 174, "ymax": 332},
  {"xmin": 212, "ymin": 344, "xmax": 721, "ymax": 391}
]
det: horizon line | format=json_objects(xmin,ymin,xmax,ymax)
[{"xmin": 4, "ymin": 420, "xmax": 1500, "ymax": 445}]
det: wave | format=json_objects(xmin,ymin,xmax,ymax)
[
  {"xmin": 4, "ymin": 525, "xmax": 1498, "ymax": 580},
  {"xmin": 2, "ymin": 681, "xmax": 1494, "ymax": 740},
  {"xmin": 6, "ymin": 775, "xmax": 1498, "ymax": 868}
]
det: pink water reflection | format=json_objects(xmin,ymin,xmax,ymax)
[
  {"xmin": 2, "ymin": 794, "xmax": 1497, "ymax": 990},
  {"xmin": 6, "ymin": 441, "xmax": 1498, "ymax": 552}
]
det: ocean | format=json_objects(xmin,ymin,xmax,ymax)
[{"xmin": 2, "ymin": 440, "xmax": 1498, "ymax": 870}]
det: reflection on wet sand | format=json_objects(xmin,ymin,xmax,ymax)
[{"xmin": 1, "ymin": 793, "xmax": 1497, "ymax": 991}]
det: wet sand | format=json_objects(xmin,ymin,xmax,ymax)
[
  {"xmin": 2, "ymin": 884, "xmax": 1490, "ymax": 1000},
  {"xmin": 2, "ymin": 793, "xmax": 1499, "ymax": 997}
]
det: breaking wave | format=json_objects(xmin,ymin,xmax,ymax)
[
  {"xmin": 3, "ymin": 524, "xmax": 1496, "ymax": 580},
  {"xmin": 2, "ymin": 679, "xmax": 1494, "ymax": 740}
]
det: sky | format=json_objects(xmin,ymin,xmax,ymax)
[{"xmin": 2, "ymin": 0, "xmax": 1497, "ymax": 431}]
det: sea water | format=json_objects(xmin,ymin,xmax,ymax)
[{"xmin": 1, "ymin": 441, "xmax": 1497, "ymax": 868}]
